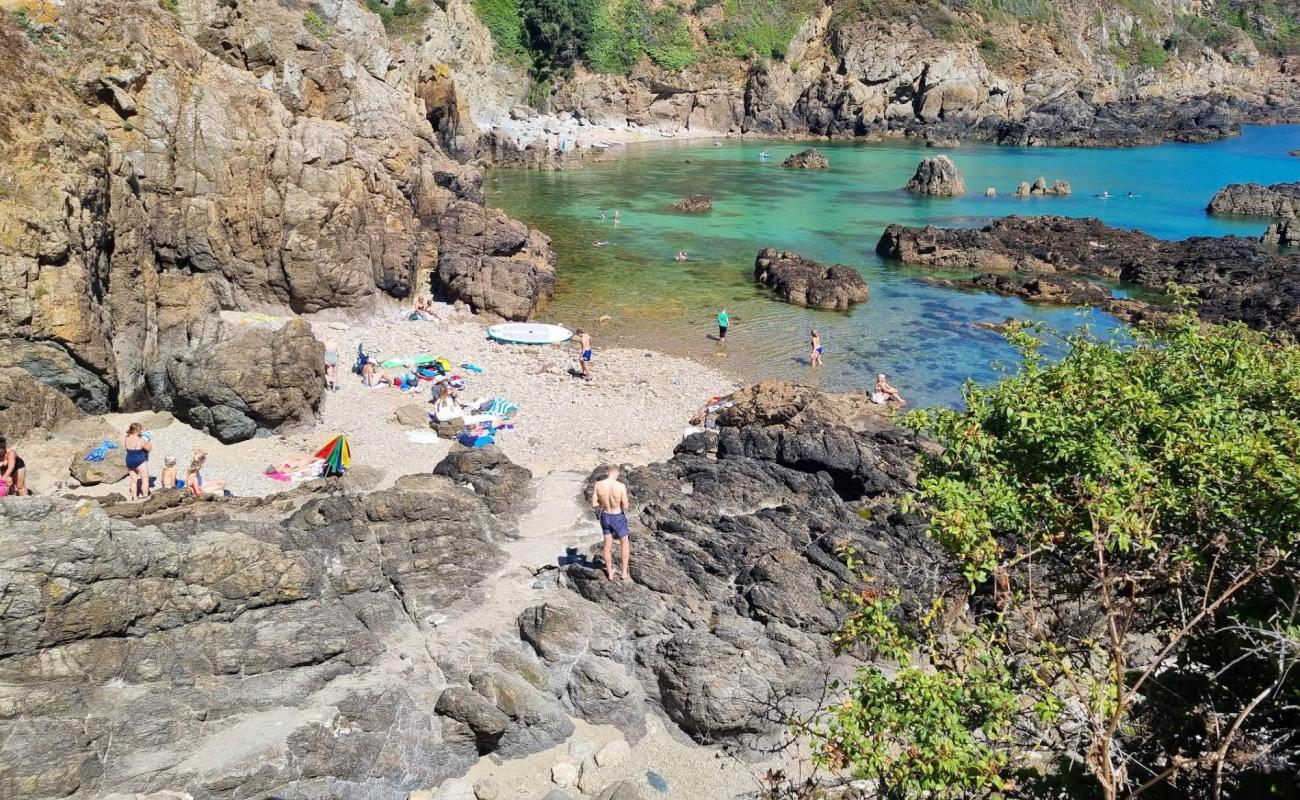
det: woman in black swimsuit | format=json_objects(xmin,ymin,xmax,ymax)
[{"xmin": 0, "ymin": 437, "xmax": 27, "ymax": 496}]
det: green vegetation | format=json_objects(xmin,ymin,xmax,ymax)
[
  {"xmin": 704, "ymin": 0, "xmax": 817, "ymax": 60},
  {"xmin": 473, "ymin": 0, "xmax": 527, "ymax": 57},
  {"xmin": 158, "ymin": 0, "xmax": 178, "ymax": 12},
  {"xmin": 830, "ymin": 0, "xmax": 965, "ymax": 40},
  {"xmin": 818, "ymin": 309, "xmax": 1300, "ymax": 798},
  {"xmin": 303, "ymin": 9, "xmax": 333, "ymax": 39},
  {"xmin": 363, "ymin": 0, "xmax": 430, "ymax": 38},
  {"xmin": 1214, "ymin": 0, "xmax": 1300, "ymax": 54},
  {"xmin": 589, "ymin": 0, "xmax": 698, "ymax": 73}
]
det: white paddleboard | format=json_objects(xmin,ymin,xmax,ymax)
[{"xmin": 487, "ymin": 322, "xmax": 574, "ymax": 345}]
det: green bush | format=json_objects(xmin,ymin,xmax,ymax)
[
  {"xmin": 707, "ymin": 0, "xmax": 818, "ymax": 59},
  {"xmin": 587, "ymin": 0, "xmax": 698, "ymax": 74},
  {"xmin": 473, "ymin": 0, "xmax": 526, "ymax": 56}
]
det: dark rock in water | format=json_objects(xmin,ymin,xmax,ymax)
[
  {"xmin": 0, "ymin": 338, "xmax": 113, "ymax": 413},
  {"xmin": 1208, "ymin": 182, "xmax": 1300, "ymax": 219},
  {"xmin": 781, "ymin": 148, "xmax": 829, "ymax": 169},
  {"xmin": 164, "ymin": 318, "xmax": 325, "ymax": 443},
  {"xmin": 433, "ymin": 444, "xmax": 534, "ymax": 515},
  {"xmin": 969, "ymin": 272, "xmax": 1111, "ymax": 305},
  {"xmin": 904, "ymin": 155, "xmax": 965, "ymax": 196},
  {"xmin": 754, "ymin": 248, "xmax": 869, "ymax": 310},
  {"xmin": 1263, "ymin": 219, "xmax": 1299, "ymax": 247},
  {"xmin": 671, "ymin": 193, "xmax": 713, "ymax": 213},
  {"xmin": 877, "ymin": 216, "xmax": 1300, "ymax": 335},
  {"xmin": 0, "ymin": 366, "xmax": 80, "ymax": 439}
]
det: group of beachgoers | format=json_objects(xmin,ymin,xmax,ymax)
[{"xmin": 112, "ymin": 422, "xmax": 229, "ymax": 502}]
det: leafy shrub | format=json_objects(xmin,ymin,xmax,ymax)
[
  {"xmin": 707, "ymin": 0, "xmax": 818, "ymax": 60},
  {"xmin": 588, "ymin": 0, "xmax": 698, "ymax": 73},
  {"xmin": 473, "ymin": 0, "xmax": 526, "ymax": 56}
]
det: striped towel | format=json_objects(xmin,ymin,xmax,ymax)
[{"xmin": 484, "ymin": 397, "xmax": 518, "ymax": 418}]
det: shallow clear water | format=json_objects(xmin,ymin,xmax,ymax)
[{"xmin": 486, "ymin": 125, "xmax": 1300, "ymax": 407}]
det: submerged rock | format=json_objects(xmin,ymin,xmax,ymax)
[
  {"xmin": 904, "ymin": 155, "xmax": 965, "ymax": 196},
  {"xmin": 754, "ymin": 248, "xmax": 869, "ymax": 310},
  {"xmin": 781, "ymin": 148, "xmax": 829, "ymax": 169},
  {"xmin": 1208, "ymin": 182, "xmax": 1300, "ymax": 218},
  {"xmin": 670, "ymin": 193, "xmax": 713, "ymax": 213}
]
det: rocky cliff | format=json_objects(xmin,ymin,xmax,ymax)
[
  {"xmin": 0, "ymin": 0, "xmax": 555, "ymax": 417},
  {"xmin": 462, "ymin": 0, "xmax": 1300, "ymax": 150}
]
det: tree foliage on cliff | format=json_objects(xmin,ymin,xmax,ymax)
[{"xmin": 816, "ymin": 312, "xmax": 1300, "ymax": 799}]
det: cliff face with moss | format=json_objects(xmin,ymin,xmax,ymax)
[
  {"xmin": 462, "ymin": 0, "xmax": 1300, "ymax": 144},
  {"xmin": 0, "ymin": 0, "xmax": 554, "ymax": 414}
]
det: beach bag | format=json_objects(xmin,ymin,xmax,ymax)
[
  {"xmin": 434, "ymin": 357, "xmax": 452, "ymax": 375},
  {"xmin": 352, "ymin": 343, "xmax": 370, "ymax": 375}
]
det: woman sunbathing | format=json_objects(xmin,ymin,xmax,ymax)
[{"xmin": 186, "ymin": 453, "xmax": 228, "ymax": 497}]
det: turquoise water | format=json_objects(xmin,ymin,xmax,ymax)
[{"xmin": 486, "ymin": 125, "xmax": 1300, "ymax": 407}]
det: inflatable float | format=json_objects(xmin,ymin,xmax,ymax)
[{"xmin": 487, "ymin": 322, "xmax": 574, "ymax": 345}]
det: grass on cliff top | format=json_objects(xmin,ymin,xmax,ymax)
[{"xmin": 364, "ymin": 0, "xmax": 431, "ymax": 39}]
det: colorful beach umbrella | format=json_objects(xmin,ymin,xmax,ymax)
[{"xmin": 315, "ymin": 434, "xmax": 351, "ymax": 476}]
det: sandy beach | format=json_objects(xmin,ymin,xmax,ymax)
[{"xmin": 15, "ymin": 302, "xmax": 736, "ymax": 499}]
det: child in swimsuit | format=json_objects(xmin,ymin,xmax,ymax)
[{"xmin": 810, "ymin": 330, "xmax": 823, "ymax": 367}]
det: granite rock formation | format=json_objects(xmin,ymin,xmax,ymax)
[
  {"xmin": 904, "ymin": 155, "xmax": 965, "ymax": 196},
  {"xmin": 0, "ymin": 0, "xmax": 555, "ymax": 418},
  {"xmin": 1263, "ymin": 219, "xmax": 1299, "ymax": 247},
  {"xmin": 0, "ymin": 367, "xmax": 81, "ymax": 440},
  {"xmin": 754, "ymin": 248, "xmax": 869, "ymax": 310},
  {"xmin": 781, "ymin": 148, "xmax": 830, "ymax": 169},
  {"xmin": 1208, "ymin": 182, "xmax": 1300, "ymax": 218},
  {"xmin": 878, "ymin": 216, "xmax": 1300, "ymax": 334},
  {"xmin": 163, "ymin": 319, "xmax": 325, "ymax": 443}
]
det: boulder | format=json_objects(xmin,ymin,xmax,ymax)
[
  {"xmin": 393, "ymin": 403, "xmax": 433, "ymax": 428},
  {"xmin": 436, "ymin": 687, "xmax": 511, "ymax": 754},
  {"xmin": 1015, "ymin": 181, "xmax": 1031, "ymax": 197},
  {"xmin": 904, "ymin": 155, "xmax": 965, "ymax": 196},
  {"xmin": 0, "ymin": 339, "xmax": 112, "ymax": 414},
  {"xmin": 433, "ymin": 445, "xmax": 533, "ymax": 515},
  {"xmin": 781, "ymin": 148, "xmax": 829, "ymax": 169},
  {"xmin": 1263, "ymin": 219, "xmax": 1299, "ymax": 247},
  {"xmin": 671, "ymin": 194, "xmax": 712, "ymax": 213},
  {"xmin": 164, "ymin": 319, "xmax": 325, "ymax": 443},
  {"xmin": 0, "ymin": 367, "xmax": 80, "ymax": 439},
  {"xmin": 1207, "ymin": 182, "xmax": 1300, "ymax": 218},
  {"xmin": 433, "ymin": 202, "xmax": 558, "ymax": 321},
  {"xmin": 753, "ymin": 248, "xmax": 869, "ymax": 310},
  {"xmin": 70, "ymin": 441, "xmax": 129, "ymax": 486}
]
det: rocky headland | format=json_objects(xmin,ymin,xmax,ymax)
[
  {"xmin": 878, "ymin": 215, "xmax": 1300, "ymax": 334},
  {"xmin": 753, "ymin": 248, "xmax": 869, "ymax": 311},
  {"xmin": 0, "ymin": 0, "xmax": 555, "ymax": 426}
]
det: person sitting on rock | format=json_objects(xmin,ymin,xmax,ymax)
[
  {"xmin": 0, "ymin": 437, "xmax": 28, "ymax": 496},
  {"xmin": 161, "ymin": 456, "xmax": 179, "ymax": 490},
  {"xmin": 186, "ymin": 453, "xmax": 228, "ymax": 498},
  {"xmin": 873, "ymin": 373, "xmax": 906, "ymax": 406},
  {"xmin": 432, "ymin": 384, "xmax": 466, "ymax": 423}
]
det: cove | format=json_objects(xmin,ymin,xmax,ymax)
[{"xmin": 487, "ymin": 125, "xmax": 1300, "ymax": 408}]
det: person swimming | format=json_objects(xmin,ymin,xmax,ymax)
[
  {"xmin": 594, "ymin": 240, "xmax": 609, "ymax": 247},
  {"xmin": 759, "ymin": 149, "xmax": 771, "ymax": 159},
  {"xmin": 1096, "ymin": 190, "xmax": 1112, "ymax": 199},
  {"xmin": 675, "ymin": 250, "xmax": 688, "ymax": 262},
  {"xmin": 613, "ymin": 210, "xmax": 621, "ymax": 227},
  {"xmin": 810, "ymin": 329, "xmax": 823, "ymax": 367}
]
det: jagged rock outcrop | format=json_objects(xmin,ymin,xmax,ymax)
[
  {"xmin": 781, "ymin": 147, "xmax": 829, "ymax": 169},
  {"xmin": 0, "ymin": 0, "xmax": 555, "ymax": 417},
  {"xmin": 670, "ymin": 193, "xmax": 712, "ymax": 212},
  {"xmin": 754, "ymin": 248, "xmax": 869, "ymax": 310},
  {"xmin": 0, "ymin": 339, "xmax": 113, "ymax": 414},
  {"xmin": 163, "ymin": 319, "xmax": 325, "ymax": 443},
  {"xmin": 431, "ymin": 444, "xmax": 534, "ymax": 515},
  {"xmin": 552, "ymin": 380, "xmax": 949, "ymax": 741},
  {"xmin": 1208, "ymin": 182, "xmax": 1300, "ymax": 218},
  {"xmin": 904, "ymin": 155, "xmax": 965, "ymax": 196},
  {"xmin": 878, "ymin": 216, "xmax": 1300, "ymax": 334},
  {"xmin": 1263, "ymin": 219, "xmax": 1299, "ymax": 247},
  {"xmin": 0, "ymin": 367, "xmax": 81, "ymax": 440},
  {"xmin": 1015, "ymin": 177, "xmax": 1071, "ymax": 197},
  {"xmin": 925, "ymin": 273, "xmax": 1112, "ymax": 306}
]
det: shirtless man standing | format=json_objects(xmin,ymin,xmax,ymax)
[
  {"xmin": 577, "ymin": 329, "xmax": 593, "ymax": 380},
  {"xmin": 591, "ymin": 465, "xmax": 631, "ymax": 581}
]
